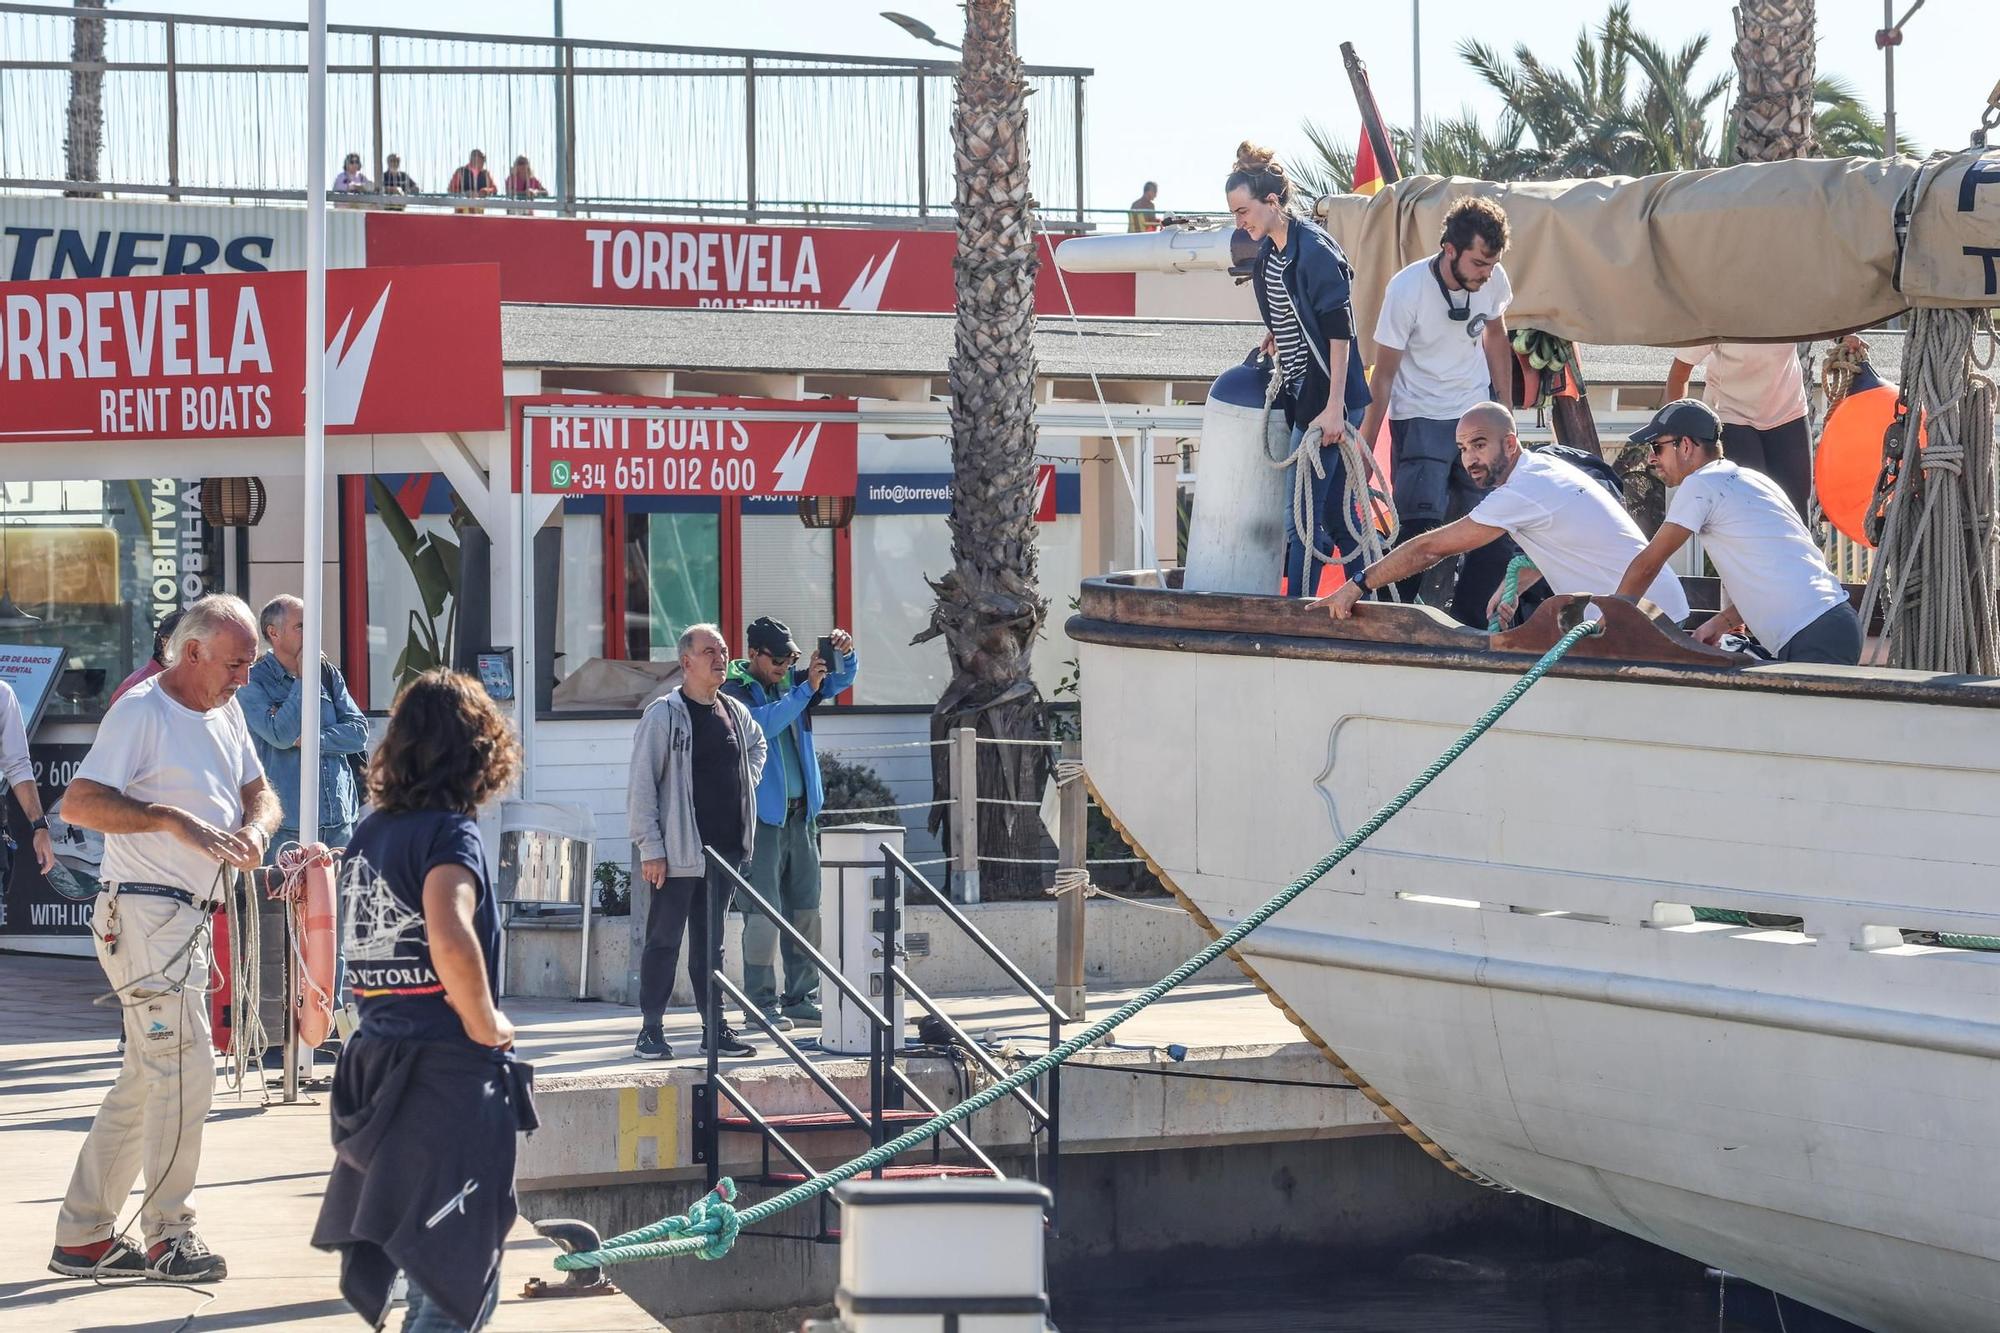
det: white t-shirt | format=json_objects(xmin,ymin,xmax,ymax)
[
  {"xmin": 78, "ymin": 676, "xmax": 263, "ymax": 895},
  {"xmin": 1674, "ymin": 343, "xmax": 1808, "ymax": 431},
  {"xmin": 1665, "ymin": 459, "xmax": 1846, "ymax": 651},
  {"xmin": 1374, "ymin": 256, "xmax": 1512, "ymax": 421},
  {"xmin": 1471, "ymin": 451, "xmax": 1692, "ymax": 620}
]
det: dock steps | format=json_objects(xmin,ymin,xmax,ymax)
[
  {"xmin": 757, "ymin": 1164, "xmax": 996, "ymax": 1185},
  {"xmin": 718, "ymin": 1109, "xmax": 938, "ymax": 1133}
]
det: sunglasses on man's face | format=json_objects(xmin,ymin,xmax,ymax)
[
  {"xmin": 1649, "ymin": 437, "xmax": 1682, "ymax": 455},
  {"xmin": 757, "ymin": 649, "xmax": 798, "ymax": 666}
]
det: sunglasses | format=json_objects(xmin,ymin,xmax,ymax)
[
  {"xmin": 756, "ymin": 648, "xmax": 798, "ymax": 666},
  {"xmin": 1648, "ymin": 437, "xmax": 1682, "ymax": 455}
]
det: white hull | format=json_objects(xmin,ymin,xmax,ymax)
[{"xmin": 1075, "ymin": 590, "xmax": 2000, "ymax": 1333}]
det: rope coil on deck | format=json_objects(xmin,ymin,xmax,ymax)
[{"xmin": 554, "ymin": 618, "xmax": 1603, "ymax": 1272}]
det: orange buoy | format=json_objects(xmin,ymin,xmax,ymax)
[
  {"xmin": 291, "ymin": 846, "xmax": 340, "ymax": 1048},
  {"xmin": 1816, "ymin": 364, "xmax": 1923, "ymax": 547}
]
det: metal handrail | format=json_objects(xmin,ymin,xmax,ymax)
[
  {"xmin": 707, "ymin": 849, "xmax": 890, "ymax": 1029},
  {"xmin": 886, "ymin": 844, "xmax": 1068, "ymax": 1024},
  {"xmin": 892, "ymin": 965, "xmax": 1049, "ymax": 1124},
  {"xmin": 710, "ymin": 1071, "xmax": 820, "ymax": 1181},
  {"xmin": 712, "ymin": 973, "xmax": 876, "ymax": 1135},
  {"xmin": 887, "ymin": 1067, "xmax": 1005, "ymax": 1178}
]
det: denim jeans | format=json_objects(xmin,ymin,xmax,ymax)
[{"xmin": 402, "ymin": 1276, "xmax": 499, "ymax": 1333}]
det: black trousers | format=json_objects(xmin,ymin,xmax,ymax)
[
  {"xmin": 638, "ymin": 860, "xmax": 740, "ymax": 1028},
  {"xmin": 1721, "ymin": 416, "xmax": 1812, "ymax": 520}
]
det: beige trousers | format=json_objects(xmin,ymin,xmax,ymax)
[{"xmin": 54, "ymin": 890, "xmax": 215, "ymax": 1248}]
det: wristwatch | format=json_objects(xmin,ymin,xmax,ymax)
[{"xmin": 28, "ymin": 815, "xmax": 48, "ymax": 831}]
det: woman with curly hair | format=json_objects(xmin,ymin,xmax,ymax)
[
  {"xmin": 1225, "ymin": 140, "xmax": 1375, "ymax": 598},
  {"xmin": 312, "ymin": 670, "xmax": 530, "ymax": 1333}
]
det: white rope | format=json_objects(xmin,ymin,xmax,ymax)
[
  {"xmin": 1858, "ymin": 309, "xmax": 1999, "ymax": 672},
  {"xmin": 1048, "ymin": 867, "xmax": 1188, "ymax": 914},
  {"xmin": 819, "ymin": 739, "xmax": 950, "ymax": 758},
  {"xmin": 1054, "ymin": 759, "xmax": 1085, "ymax": 786},
  {"xmin": 975, "ymin": 797, "xmax": 1044, "ymax": 808},
  {"xmin": 973, "ymin": 736, "xmax": 1063, "ymax": 748},
  {"xmin": 820, "ymin": 800, "xmax": 942, "ymax": 816},
  {"xmin": 1259, "ymin": 379, "xmax": 1399, "ymax": 595},
  {"xmin": 1035, "ymin": 213, "xmax": 1159, "ymax": 573}
]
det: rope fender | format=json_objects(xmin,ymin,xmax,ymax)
[{"xmin": 556, "ymin": 617, "xmax": 1605, "ymax": 1271}]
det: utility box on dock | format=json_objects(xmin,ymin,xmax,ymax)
[{"xmin": 820, "ymin": 823, "xmax": 904, "ymax": 1056}]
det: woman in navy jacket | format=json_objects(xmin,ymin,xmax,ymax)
[{"xmin": 1226, "ymin": 141, "xmax": 1375, "ymax": 596}]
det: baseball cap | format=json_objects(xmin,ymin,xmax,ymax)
[
  {"xmin": 1629, "ymin": 397, "xmax": 1721, "ymax": 445},
  {"xmin": 745, "ymin": 616, "xmax": 799, "ymax": 658}
]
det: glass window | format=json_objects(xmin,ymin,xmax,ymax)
[
  {"xmin": 363, "ymin": 475, "xmax": 460, "ymax": 710},
  {"xmin": 852, "ymin": 512, "xmax": 951, "ymax": 706},
  {"xmin": 0, "ymin": 477, "xmax": 217, "ymax": 720},
  {"xmin": 556, "ymin": 499, "xmax": 603, "ymax": 683},
  {"xmin": 739, "ymin": 511, "xmax": 833, "ymax": 652},
  {"xmin": 627, "ymin": 500, "xmax": 719, "ymax": 659}
]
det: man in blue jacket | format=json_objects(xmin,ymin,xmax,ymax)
[
  {"xmin": 239, "ymin": 594, "xmax": 370, "ymax": 856},
  {"xmin": 722, "ymin": 616, "xmax": 858, "ymax": 1029}
]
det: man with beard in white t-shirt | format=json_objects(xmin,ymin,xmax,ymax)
[
  {"xmin": 1318, "ymin": 402, "xmax": 1690, "ymax": 624},
  {"xmin": 1617, "ymin": 399, "xmax": 1860, "ymax": 664},
  {"xmin": 48, "ymin": 595, "xmax": 279, "ymax": 1286},
  {"xmin": 1354, "ymin": 197, "xmax": 1520, "ymax": 623}
]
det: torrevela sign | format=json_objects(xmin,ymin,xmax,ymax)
[
  {"xmin": 523, "ymin": 397, "xmax": 859, "ymax": 498},
  {"xmin": 0, "ymin": 263, "xmax": 503, "ymax": 442}
]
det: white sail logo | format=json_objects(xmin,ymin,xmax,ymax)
[
  {"xmin": 837, "ymin": 242, "xmax": 899, "ymax": 312},
  {"xmin": 339, "ymin": 853, "xmax": 424, "ymax": 963},
  {"xmin": 772, "ymin": 422, "xmax": 821, "ymax": 491},
  {"xmin": 324, "ymin": 285, "xmax": 391, "ymax": 426}
]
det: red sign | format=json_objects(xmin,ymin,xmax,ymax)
[
  {"xmin": 366, "ymin": 213, "xmax": 1135, "ymax": 316},
  {"xmin": 523, "ymin": 396, "xmax": 858, "ymax": 498},
  {"xmin": 0, "ymin": 264, "xmax": 502, "ymax": 442},
  {"xmin": 1034, "ymin": 463, "xmax": 1057, "ymax": 522}
]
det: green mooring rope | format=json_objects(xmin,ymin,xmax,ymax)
[
  {"xmin": 555, "ymin": 618, "xmax": 1606, "ymax": 1271},
  {"xmin": 1487, "ymin": 553, "xmax": 1538, "ymax": 632}
]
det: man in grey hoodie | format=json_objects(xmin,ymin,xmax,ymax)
[{"xmin": 627, "ymin": 623, "xmax": 766, "ymax": 1060}]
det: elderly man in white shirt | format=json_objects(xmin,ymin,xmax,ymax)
[
  {"xmin": 1318, "ymin": 402, "xmax": 1690, "ymax": 624},
  {"xmin": 48, "ymin": 595, "xmax": 280, "ymax": 1286},
  {"xmin": 1618, "ymin": 399, "xmax": 1861, "ymax": 664}
]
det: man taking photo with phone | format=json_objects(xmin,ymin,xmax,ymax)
[{"xmin": 724, "ymin": 617, "xmax": 858, "ymax": 1032}]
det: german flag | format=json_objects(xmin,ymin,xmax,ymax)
[{"xmin": 1352, "ymin": 128, "xmax": 1385, "ymax": 196}]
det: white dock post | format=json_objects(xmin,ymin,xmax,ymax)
[{"xmin": 827, "ymin": 1179, "xmax": 1052, "ymax": 1333}]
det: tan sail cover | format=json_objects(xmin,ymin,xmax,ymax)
[{"xmin": 1316, "ymin": 149, "xmax": 2000, "ymax": 357}]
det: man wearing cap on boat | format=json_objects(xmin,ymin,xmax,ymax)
[
  {"xmin": 1316, "ymin": 402, "xmax": 1690, "ymax": 624},
  {"xmin": 1616, "ymin": 399, "xmax": 1862, "ymax": 665}
]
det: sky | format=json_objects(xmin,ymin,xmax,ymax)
[{"xmin": 98, "ymin": 1, "xmax": 1997, "ymax": 217}]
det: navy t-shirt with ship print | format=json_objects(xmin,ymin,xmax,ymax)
[{"xmin": 340, "ymin": 809, "xmax": 498, "ymax": 1045}]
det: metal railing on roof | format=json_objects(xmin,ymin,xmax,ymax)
[{"xmin": 0, "ymin": 1, "xmax": 1093, "ymax": 228}]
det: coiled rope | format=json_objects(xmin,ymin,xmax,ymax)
[
  {"xmin": 1857, "ymin": 308, "xmax": 1999, "ymax": 673},
  {"xmin": 1261, "ymin": 369, "xmax": 1399, "ymax": 592},
  {"xmin": 553, "ymin": 616, "xmax": 1604, "ymax": 1272}
]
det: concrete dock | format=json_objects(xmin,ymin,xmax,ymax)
[
  {"xmin": 1, "ymin": 948, "xmax": 1521, "ymax": 1333},
  {"xmin": 0, "ymin": 951, "xmax": 660, "ymax": 1333}
]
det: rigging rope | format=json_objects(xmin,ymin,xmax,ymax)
[
  {"xmin": 1260, "ymin": 371, "xmax": 1399, "ymax": 594},
  {"xmin": 553, "ymin": 616, "xmax": 1604, "ymax": 1272},
  {"xmin": 1857, "ymin": 309, "xmax": 2000, "ymax": 673}
]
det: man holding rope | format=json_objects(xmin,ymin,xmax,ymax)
[{"xmin": 49, "ymin": 594, "xmax": 278, "ymax": 1284}]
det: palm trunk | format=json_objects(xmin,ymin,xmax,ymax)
[
  {"xmin": 920, "ymin": 0, "xmax": 1049, "ymax": 899},
  {"xmin": 1730, "ymin": 0, "xmax": 1817, "ymax": 162},
  {"xmin": 64, "ymin": 0, "xmax": 108, "ymax": 198}
]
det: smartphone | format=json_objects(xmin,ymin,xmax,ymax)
[{"xmin": 816, "ymin": 635, "xmax": 837, "ymax": 668}]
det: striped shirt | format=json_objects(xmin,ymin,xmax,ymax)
[{"xmin": 1262, "ymin": 243, "xmax": 1312, "ymax": 388}]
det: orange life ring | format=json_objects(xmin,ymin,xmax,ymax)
[
  {"xmin": 1816, "ymin": 364, "xmax": 1924, "ymax": 547},
  {"xmin": 291, "ymin": 846, "xmax": 340, "ymax": 1048}
]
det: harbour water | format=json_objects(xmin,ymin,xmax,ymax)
[{"xmin": 1055, "ymin": 1270, "xmax": 1776, "ymax": 1332}]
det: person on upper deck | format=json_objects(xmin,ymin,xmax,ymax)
[
  {"xmin": 1317, "ymin": 402, "xmax": 1690, "ymax": 624},
  {"xmin": 1616, "ymin": 399, "xmax": 1861, "ymax": 665},
  {"xmin": 1225, "ymin": 141, "xmax": 1373, "ymax": 599}
]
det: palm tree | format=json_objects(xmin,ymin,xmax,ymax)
[
  {"xmin": 916, "ymin": 0, "xmax": 1049, "ymax": 899},
  {"xmin": 64, "ymin": 0, "xmax": 108, "ymax": 197},
  {"xmin": 1729, "ymin": 0, "xmax": 1817, "ymax": 163},
  {"xmin": 1298, "ymin": 3, "xmax": 1909, "ymax": 193}
]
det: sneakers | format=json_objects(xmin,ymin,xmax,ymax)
[
  {"xmin": 761, "ymin": 1009, "xmax": 795, "ymax": 1032},
  {"xmin": 781, "ymin": 1000, "xmax": 822, "ymax": 1024},
  {"xmin": 700, "ymin": 1025, "xmax": 757, "ymax": 1058},
  {"xmin": 49, "ymin": 1238, "xmax": 146, "ymax": 1278},
  {"xmin": 633, "ymin": 1026, "xmax": 673, "ymax": 1061},
  {"xmin": 145, "ymin": 1231, "xmax": 228, "ymax": 1283}
]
